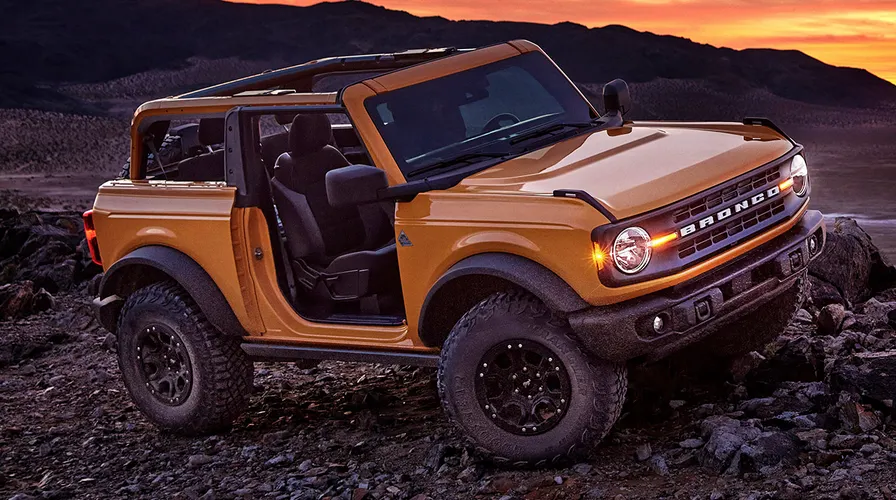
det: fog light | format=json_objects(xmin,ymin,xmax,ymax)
[
  {"xmin": 808, "ymin": 234, "xmax": 819, "ymax": 256},
  {"xmin": 653, "ymin": 314, "xmax": 669, "ymax": 334}
]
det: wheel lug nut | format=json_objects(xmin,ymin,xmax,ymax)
[
  {"xmin": 479, "ymin": 373, "xmax": 484, "ymax": 377},
  {"xmin": 560, "ymin": 399, "xmax": 566, "ymax": 404},
  {"xmin": 507, "ymin": 344, "xmax": 512, "ymax": 349},
  {"xmin": 518, "ymin": 344, "xmax": 522, "ymax": 348},
  {"xmin": 512, "ymin": 375, "xmax": 517, "ymax": 380},
  {"xmin": 485, "ymin": 405, "xmax": 490, "ymax": 410},
  {"xmin": 492, "ymin": 414, "xmax": 497, "ymax": 418},
  {"xmin": 482, "ymin": 363, "xmax": 488, "ymax": 368},
  {"xmin": 548, "ymin": 357, "xmax": 553, "ymax": 362}
]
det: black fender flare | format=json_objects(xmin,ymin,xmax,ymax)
[
  {"xmin": 98, "ymin": 245, "xmax": 247, "ymax": 337},
  {"xmin": 418, "ymin": 253, "xmax": 590, "ymax": 346}
]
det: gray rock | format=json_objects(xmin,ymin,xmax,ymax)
[
  {"xmin": 829, "ymin": 434, "xmax": 862, "ymax": 449},
  {"xmin": 795, "ymin": 309, "xmax": 814, "ymax": 324},
  {"xmin": 830, "ymin": 350, "xmax": 896, "ymax": 407},
  {"xmin": 859, "ymin": 443, "xmax": 882, "ymax": 455},
  {"xmin": 18, "ymin": 364, "xmax": 37, "ymax": 376},
  {"xmin": 572, "ymin": 463, "xmax": 593, "ymax": 475},
  {"xmin": 809, "ymin": 217, "xmax": 896, "ymax": 304},
  {"xmin": 187, "ymin": 454, "xmax": 214, "ymax": 468},
  {"xmin": 635, "ymin": 443, "xmax": 652, "ymax": 461},
  {"xmin": 264, "ymin": 454, "xmax": 293, "ymax": 467},
  {"xmin": 648, "ymin": 455, "xmax": 669, "ymax": 476},
  {"xmin": 679, "ymin": 438, "xmax": 705, "ymax": 449},
  {"xmin": 817, "ymin": 304, "xmax": 847, "ymax": 336},
  {"xmin": 669, "ymin": 399, "xmax": 686, "ymax": 410},
  {"xmin": 102, "ymin": 332, "xmax": 117, "ymax": 353},
  {"xmin": 456, "ymin": 466, "xmax": 480, "ymax": 482},
  {"xmin": 698, "ymin": 416, "xmax": 761, "ymax": 474},
  {"xmin": 731, "ymin": 352, "xmax": 765, "ymax": 382},
  {"xmin": 424, "ymin": 443, "xmax": 446, "ymax": 470}
]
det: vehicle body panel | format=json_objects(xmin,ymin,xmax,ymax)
[
  {"xmin": 455, "ymin": 123, "xmax": 792, "ymax": 219},
  {"xmin": 91, "ymin": 180, "xmax": 262, "ymax": 333}
]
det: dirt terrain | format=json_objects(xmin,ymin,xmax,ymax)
[{"xmin": 1, "ymin": 210, "xmax": 895, "ymax": 500}]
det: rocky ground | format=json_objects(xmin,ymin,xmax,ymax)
[{"xmin": 1, "ymin": 211, "xmax": 896, "ymax": 500}]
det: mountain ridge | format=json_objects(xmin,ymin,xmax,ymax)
[{"xmin": 3, "ymin": 0, "xmax": 896, "ymax": 112}]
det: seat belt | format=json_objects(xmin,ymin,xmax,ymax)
[{"xmin": 271, "ymin": 204, "xmax": 298, "ymax": 303}]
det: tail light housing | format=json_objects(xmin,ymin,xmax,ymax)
[{"xmin": 82, "ymin": 210, "xmax": 102, "ymax": 266}]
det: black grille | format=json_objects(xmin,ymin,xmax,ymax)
[
  {"xmin": 678, "ymin": 199, "xmax": 786, "ymax": 259},
  {"xmin": 673, "ymin": 167, "xmax": 781, "ymax": 223}
]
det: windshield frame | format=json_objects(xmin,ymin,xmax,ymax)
[{"xmin": 354, "ymin": 49, "xmax": 597, "ymax": 181}]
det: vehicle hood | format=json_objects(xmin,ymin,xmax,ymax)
[{"xmin": 453, "ymin": 122, "xmax": 794, "ymax": 220}]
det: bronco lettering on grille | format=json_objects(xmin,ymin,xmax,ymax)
[{"xmin": 679, "ymin": 186, "xmax": 781, "ymax": 237}]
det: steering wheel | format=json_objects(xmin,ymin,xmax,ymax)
[{"xmin": 482, "ymin": 113, "xmax": 520, "ymax": 133}]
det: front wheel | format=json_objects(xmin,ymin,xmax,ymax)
[
  {"xmin": 116, "ymin": 282, "xmax": 252, "ymax": 434},
  {"xmin": 438, "ymin": 291, "xmax": 627, "ymax": 464}
]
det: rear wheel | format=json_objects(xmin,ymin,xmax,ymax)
[
  {"xmin": 116, "ymin": 281, "xmax": 252, "ymax": 434},
  {"xmin": 438, "ymin": 290, "xmax": 627, "ymax": 464}
]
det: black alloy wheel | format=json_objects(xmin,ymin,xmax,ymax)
[
  {"xmin": 474, "ymin": 339, "xmax": 571, "ymax": 435},
  {"xmin": 135, "ymin": 324, "xmax": 193, "ymax": 406}
]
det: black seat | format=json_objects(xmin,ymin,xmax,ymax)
[
  {"xmin": 175, "ymin": 118, "xmax": 225, "ymax": 181},
  {"xmin": 270, "ymin": 114, "xmax": 399, "ymax": 310}
]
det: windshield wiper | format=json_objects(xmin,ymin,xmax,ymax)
[
  {"xmin": 509, "ymin": 120, "xmax": 599, "ymax": 146},
  {"xmin": 408, "ymin": 151, "xmax": 511, "ymax": 178}
]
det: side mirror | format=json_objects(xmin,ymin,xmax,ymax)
[
  {"xmin": 326, "ymin": 165, "xmax": 389, "ymax": 207},
  {"xmin": 603, "ymin": 79, "xmax": 632, "ymax": 117}
]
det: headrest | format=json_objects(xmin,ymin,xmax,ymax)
[
  {"xmin": 275, "ymin": 113, "xmax": 297, "ymax": 126},
  {"xmin": 198, "ymin": 118, "xmax": 225, "ymax": 146},
  {"xmin": 289, "ymin": 114, "xmax": 333, "ymax": 157}
]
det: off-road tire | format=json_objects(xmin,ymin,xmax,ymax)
[
  {"xmin": 116, "ymin": 281, "xmax": 252, "ymax": 434},
  {"xmin": 437, "ymin": 290, "xmax": 627, "ymax": 465},
  {"xmin": 696, "ymin": 270, "xmax": 808, "ymax": 357}
]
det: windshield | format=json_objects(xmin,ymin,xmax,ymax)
[{"xmin": 363, "ymin": 51, "xmax": 594, "ymax": 178}]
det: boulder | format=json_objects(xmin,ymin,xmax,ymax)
[
  {"xmin": 698, "ymin": 416, "xmax": 761, "ymax": 474},
  {"xmin": 808, "ymin": 275, "xmax": 846, "ymax": 308},
  {"xmin": 809, "ymin": 217, "xmax": 896, "ymax": 305},
  {"xmin": 817, "ymin": 304, "xmax": 847, "ymax": 336},
  {"xmin": 0, "ymin": 280, "xmax": 53, "ymax": 319},
  {"xmin": 0, "ymin": 211, "xmax": 100, "ymax": 293},
  {"xmin": 830, "ymin": 350, "xmax": 896, "ymax": 407}
]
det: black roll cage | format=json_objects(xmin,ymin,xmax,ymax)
[{"xmin": 180, "ymin": 48, "xmax": 471, "ymax": 99}]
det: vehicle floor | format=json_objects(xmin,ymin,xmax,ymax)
[{"xmin": 2, "ymin": 291, "xmax": 895, "ymax": 500}]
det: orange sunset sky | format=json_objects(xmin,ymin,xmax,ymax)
[{"xmin": 234, "ymin": 0, "xmax": 896, "ymax": 84}]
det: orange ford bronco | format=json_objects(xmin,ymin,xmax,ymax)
[{"xmin": 87, "ymin": 40, "xmax": 824, "ymax": 463}]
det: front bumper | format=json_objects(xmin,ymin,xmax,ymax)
[{"xmin": 569, "ymin": 209, "xmax": 825, "ymax": 362}]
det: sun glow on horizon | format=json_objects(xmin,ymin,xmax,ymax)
[{"xmin": 232, "ymin": 0, "xmax": 896, "ymax": 85}]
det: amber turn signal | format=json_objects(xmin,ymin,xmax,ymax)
[
  {"xmin": 778, "ymin": 177, "xmax": 794, "ymax": 191},
  {"xmin": 592, "ymin": 243, "xmax": 607, "ymax": 270},
  {"xmin": 649, "ymin": 232, "xmax": 678, "ymax": 248}
]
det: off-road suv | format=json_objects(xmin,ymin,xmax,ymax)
[{"xmin": 87, "ymin": 40, "xmax": 825, "ymax": 463}]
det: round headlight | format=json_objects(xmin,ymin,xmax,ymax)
[
  {"xmin": 790, "ymin": 154, "xmax": 809, "ymax": 197},
  {"xmin": 612, "ymin": 227, "xmax": 652, "ymax": 274}
]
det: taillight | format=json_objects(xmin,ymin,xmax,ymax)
[{"xmin": 82, "ymin": 210, "xmax": 102, "ymax": 266}]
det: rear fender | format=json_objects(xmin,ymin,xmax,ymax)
[{"xmin": 98, "ymin": 245, "xmax": 246, "ymax": 337}]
